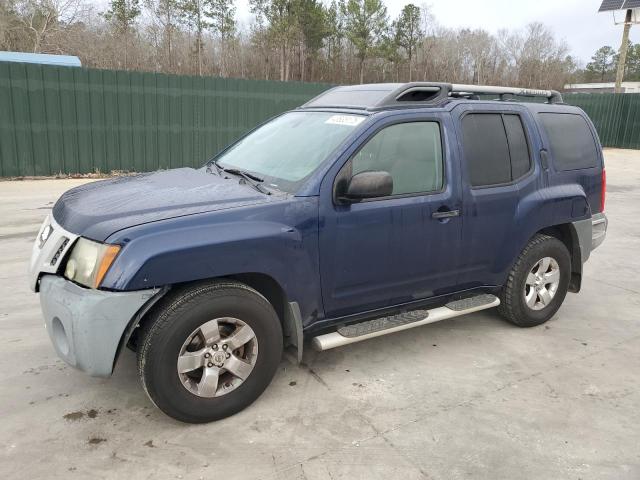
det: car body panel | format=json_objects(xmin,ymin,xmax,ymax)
[
  {"xmin": 527, "ymin": 103, "xmax": 605, "ymax": 214},
  {"xmin": 317, "ymin": 109, "xmax": 463, "ymax": 318},
  {"xmin": 450, "ymin": 102, "xmax": 598, "ymax": 289},
  {"xmin": 39, "ymin": 274, "xmax": 159, "ymax": 377},
  {"xmin": 102, "ymin": 197, "xmax": 324, "ymax": 326},
  {"xmin": 52, "ymin": 167, "xmax": 279, "ymax": 241}
]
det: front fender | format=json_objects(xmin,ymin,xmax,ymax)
[{"xmin": 100, "ymin": 198, "xmax": 322, "ymax": 323}]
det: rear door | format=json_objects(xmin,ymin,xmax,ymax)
[
  {"xmin": 318, "ymin": 112, "xmax": 463, "ymax": 319},
  {"xmin": 454, "ymin": 104, "xmax": 544, "ymax": 289}
]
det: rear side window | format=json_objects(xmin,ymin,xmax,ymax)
[
  {"xmin": 461, "ymin": 113, "xmax": 531, "ymax": 187},
  {"xmin": 539, "ymin": 113, "xmax": 599, "ymax": 171},
  {"xmin": 503, "ymin": 114, "xmax": 531, "ymax": 179}
]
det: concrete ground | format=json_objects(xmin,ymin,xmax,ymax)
[{"xmin": 0, "ymin": 149, "xmax": 639, "ymax": 480}]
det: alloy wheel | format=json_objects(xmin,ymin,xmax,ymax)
[
  {"xmin": 524, "ymin": 256, "xmax": 561, "ymax": 311},
  {"xmin": 177, "ymin": 318, "xmax": 258, "ymax": 398}
]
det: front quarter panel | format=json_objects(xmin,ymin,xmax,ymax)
[{"xmin": 101, "ymin": 198, "xmax": 322, "ymax": 322}]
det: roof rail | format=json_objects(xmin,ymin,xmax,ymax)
[
  {"xmin": 377, "ymin": 83, "xmax": 564, "ymax": 107},
  {"xmin": 301, "ymin": 82, "xmax": 564, "ymax": 111},
  {"xmin": 451, "ymin": 84, "xmax": 563, "ymax": 104}
]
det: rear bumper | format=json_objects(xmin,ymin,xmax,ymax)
[
  {"xmin": 572, "ymin": 212, "xmax": 607, "ymax": 266},
  {"xmin": 591, "ymin": 212, "xmax": 607, "ymax": 251},
  {"xmin": 39, "ymin": 275, "xmax": 160, "ymax": 377}
]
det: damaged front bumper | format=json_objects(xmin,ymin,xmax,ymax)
[{"xmin": 39, "ymin": 275, "xmax": 160, "ymax": 377}]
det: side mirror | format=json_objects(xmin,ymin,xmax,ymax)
[{"xmin": 342, "ymin": 171, "xmax": 393, "ymax": 202}]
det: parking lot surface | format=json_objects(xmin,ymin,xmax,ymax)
[{"xmin": 1, "ymin": 149, "xmax": 639, "ymax": 480}]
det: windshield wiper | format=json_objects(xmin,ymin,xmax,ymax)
[
  {"xmin": 207, "ymin": 160, "xmax": 271, "ymax": 195},
  {"xmin": 223, "ymin": 168, "xmax": 264, "ymax": 183},
  {"xmin": 221, "ymin": 167, "xmax": 270, "ymax": 195}
]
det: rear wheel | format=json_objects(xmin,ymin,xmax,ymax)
[
  {"xmin": 498, "ymin": 234, "xmax": 571, "ymax": 327},
  {"xmin": 137, "ymin": 280, "xmax": 283, "ymax": 423}
]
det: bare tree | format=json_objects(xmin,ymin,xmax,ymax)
[
  {"xmin": 0, "ymin": 1, "xmax": 578, "ymax": 90},
  {"xmin": 13, "ymin": 0, "xmax": 87, "ymax": 52},
  {"xmin": 147, "ymin": 0, "xmax": 180, "ymax": 72}
]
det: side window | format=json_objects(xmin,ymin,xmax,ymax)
[
  {"xmin": 503, "ymin": 114, "xmax": 531, "ymax": 179},
  {"xmin": 538, "ymin": 113, "xmax": 599, "ymax": 171},
  {"xmin": 349, "ymin": 122, "xmax": 443, "ymax": 196},
  {"xmin": 462, "ymin": 114, "xmax": 511, "ymax": 186},
  {"xmin": 462, "ymin": 113, "xmax": 532, "ymax": 187}
]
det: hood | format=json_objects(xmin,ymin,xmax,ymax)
[{"xmin": 53, "ymin": 168, "xmax": 276, "ymax": 241}]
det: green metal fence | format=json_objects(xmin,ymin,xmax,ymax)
[
  {"xmin": 1, "ymin": 62, "xmax": 638, "ymax": 177},
  {"xmin": 565, "ymin": 93, "xmax": 640, "ymax": 150},
  {"xmin": 0, "ymin": 62, "xmax": 330, "ymax": 177}
]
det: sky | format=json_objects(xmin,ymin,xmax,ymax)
[{"xmin": 233, "ymin": 0, "xmax": 640, "ymax": 65}]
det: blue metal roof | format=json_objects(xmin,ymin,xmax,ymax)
[{"xmin": 0, "ymin": 51, "xmax": 81, "ymax": 67}]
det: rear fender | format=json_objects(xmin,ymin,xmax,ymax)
[{"xmin": 498, "ymin": 184, "xmax": 590, "ymax": 285}]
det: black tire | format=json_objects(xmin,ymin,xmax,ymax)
[
  {"xmin": 498, "ymin": 234, "xmax": 571, "ymax": 328},
  {"xmin": 137, "ymin": 280, "xmax": 283, "ymax": 423}
]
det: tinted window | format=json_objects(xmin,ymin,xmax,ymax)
[
  {"xmin": 539, "ymin": 113, "xmax": 599, "ymax": 171},
  {"xmin": 462, "ymin": 113, "xmax": 533, "ymax": 187},
  {"xmin": 349, "ymin": 122, "xmax": 443, "ymax": 195},
  {"xmin": 503, "ymin": 114, "xmax": 531, "ymax": 179},
  {"xmin": 462, "ymin": 114, "xmax": 511, "ymax": 186}
]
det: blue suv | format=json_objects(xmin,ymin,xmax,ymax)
[{"xmin": 29, "ymin": 83, "xmax": 607, "ymax": 422}]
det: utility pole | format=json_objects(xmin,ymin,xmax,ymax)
[{"xmin": 615, "ymin": 9, "xmax": 633, "ymax": 93}]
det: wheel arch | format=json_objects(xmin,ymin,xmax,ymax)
[
  {"xmin": 117, "ymin": 274, "xmax": 297, "ymax": 369},
  {"xmin": 538, "ymin": 223, "xmax": 583, "ymax": 293}
]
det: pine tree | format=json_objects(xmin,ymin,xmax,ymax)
[
  {"xmin": 342, "ymin": 0, "xmax": 388, "ymax": 83},
  {"xmin": 206, "ymin": 0, "xmax": 235, "ymax": 75},
  {"xmin": 395, "ymin": 3, "xmax": 422, "ymax": 82},
  {"xmin": 105, "ymin": 0, "xmax": 142, "ymax": 68},
  {"xmin": 585, "ymin": 46, "xmax": 616, "ymax": 82},
  {"xmin": 178, "ymin": 0, "xmax": 209, "ymax": 75}
]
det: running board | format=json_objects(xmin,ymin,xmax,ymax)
[{"xmin": 311, "ymin": 294, "xmax": 500, "ymax": 352}]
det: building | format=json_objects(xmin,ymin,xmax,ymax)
[
  {"xmin": 564, "ymin": 82, "xmax": 640, "ymax": 93},
  {"xmin": 0, "ymin": 52, "xmax": 81, "ymax": 68}
]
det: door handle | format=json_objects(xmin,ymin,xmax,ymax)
[
  {"xmin": 432, "ymin": 209, "xmax": 460, "ymax": 219},
  {"xmin": 540, "ymin": 149, "xmax": 550, "ymax": 171}
]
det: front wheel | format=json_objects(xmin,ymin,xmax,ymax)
[
  {"xmin": 137, "ymin": 281, "xmax": 283, "ymax": 423},
  {"xmin": 498, "ymin": 234, "xmax": 571, "ymax": 328}
]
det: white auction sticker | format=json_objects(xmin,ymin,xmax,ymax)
[{"xmin": 325, "ymin": 115, "xmax": 365, "ymax": 126}]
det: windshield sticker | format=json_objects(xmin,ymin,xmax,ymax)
[{"xmin": 325, "ymin": 115, "xmax": 365, "ymax": 127}]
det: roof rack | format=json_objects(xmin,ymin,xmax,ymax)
[
  {"xmin": 302, "ymin": 82, "xmax": 564, "ymax": 111},
  {"xmin": 450, "ymin": 84, "xmax": 563, "ymax": 104}
]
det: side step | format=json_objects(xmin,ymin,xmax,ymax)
[{"xmin": 311, "ymin": 294, "xmax": 500, "ymax": 352}]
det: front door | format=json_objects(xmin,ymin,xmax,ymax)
[{"xmin": 319, "ymin": 114, "xmax": 462, "ymax": 319}]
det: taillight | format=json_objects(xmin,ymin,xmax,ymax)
[{"xmin": 600, "ymin": 169, "xmax": 606, "ymax": 213}]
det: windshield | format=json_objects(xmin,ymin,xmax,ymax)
[{"xmin": 212, "ymin": 111, "xmax": 366, "ymax": 193}]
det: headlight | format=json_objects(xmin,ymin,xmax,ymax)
[{"xmin": 64, "ymin": 238, "xmax": 121, "ymax": 288}]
